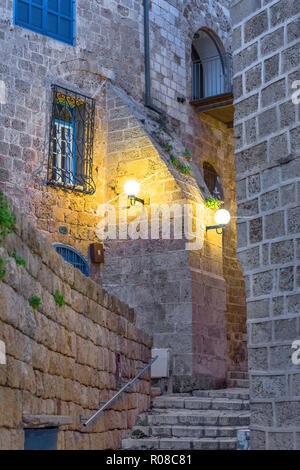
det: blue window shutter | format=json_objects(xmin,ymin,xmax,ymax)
[
  {"xmin": 14, "ymin": 0, "xmax": 75, "ymax": 45},
  {"xmin": 15, "ymin": 0, "xmax": 30, "ymax": 24}
]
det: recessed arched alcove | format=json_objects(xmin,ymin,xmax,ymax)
[
  {"xmin": 203, "ymin": 161, "xmax": 224, "ymax": 201},
  {"xmin": 191, "ymin": 28, "xmax": 231, "ymax": 101},
  {"xmin": 190, "ymin": 28, "xmax": 234, "ymax": 126}
]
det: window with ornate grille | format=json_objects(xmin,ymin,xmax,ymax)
[{"xmin": 47, "ymin": 85, "xmax": 96, "ymax": 194}]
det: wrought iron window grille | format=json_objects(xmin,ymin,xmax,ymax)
[
  {"xmin": 47, "ymin": 84, "xmax": 96, "ymax": 195},
  {"xmin": 54, "ymin": 244, "xmax": 89, "ymax": 277}
]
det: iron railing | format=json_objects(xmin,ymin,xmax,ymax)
[
  {"xmin": 80, "ymin": 355, "xmax": 158, "ymax": 428},
  {"xmin": 191, "ymin": 53, "xmax": 233, "ymax": 101}
]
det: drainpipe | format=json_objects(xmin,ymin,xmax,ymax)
[{"xmin": 144, "ymin": 0, "xmax": 165, "ymax": 116}]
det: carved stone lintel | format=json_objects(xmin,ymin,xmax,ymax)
[{"xmin": 22, "ymin": 414, "xmax": 72, "ymax": 429}]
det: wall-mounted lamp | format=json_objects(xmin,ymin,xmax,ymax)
[
  {"xmin": 206, "ymin": 209, "xmax": 231, "ymax": 234},
  {"xmin": 124, "ymin": 180, "xmax": 144, "ymax": 206}
]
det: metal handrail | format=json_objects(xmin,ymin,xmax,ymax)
[{"xmin": 81, "ymin": 355, "xmax": 158, "ymax": 427}]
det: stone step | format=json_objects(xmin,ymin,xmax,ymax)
[
  {"xmin": 152, "ymin": 396, "xmax": 249, "ymax": 411},
  {"xmin": 151, "ymin": 387, "xmax": 161, "ymax": 398},
  {"xmin": 227, "ymin": 379, "xmax": 249, "ymax": 388},
  {"xmin": 147, "ymin": 410, "xmax": 250, "ymax": 427},
  {"xmin": 227, "ymin": 371, "xmax": 249, "ymax": 380},
  {"xmin": 192, "ymin": 388, "xmax": 249, "ymax": 400},
  {"xmin": 131, "ymin": 424, "xmax": 247, "ymax": 439},
  {"xmin": 122, "ymin": 437, "xmax": 237, "ymax": 450}
]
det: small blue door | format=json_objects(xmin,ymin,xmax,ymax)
[{"xmin": 24, "ymin": 428, "xmax": 58, "ymax": 450}]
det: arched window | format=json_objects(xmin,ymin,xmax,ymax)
[
  {"xmin": 191, "ymin": 29, "xmax": 232, "ymax": 101},
  {"xmin": 203, "ymin": 162, "xmax": 224, "ymax": 201},
  {"xmin": 54, "ymin": 244, "xmax": 89, "ymax": 277}
]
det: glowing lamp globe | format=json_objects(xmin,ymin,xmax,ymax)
[
  {"xmin": 124, "ymin": 180, "xmax": 140, "ymax": 197},
  {"xmin": 214, "ymin": 209, "xmax": 230, "ymax": 226}
]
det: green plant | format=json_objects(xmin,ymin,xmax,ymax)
[
  {"xmin": 29, "ymin": 295, "xmax": 41, "ymax": 311},
  {"xmin": 204, "ymin": 196, "xmax": 223, "ymax": 210},
  {"xmin": 54, "ymin": 289, "xmax": 65, "ymax": 308},
  {"xmin": 183, "ymin": 149, "xmax": 191, "ymax": 161},
  {"xmin": 199, "ymin": 185, "xmax": 205, "ymax": 192},
  {"xmin": 164, "ymin": 141, "xmax": 173, "ymax": 152},
  {"xmin": 0, "ymin": 258, "xmax": 6, "ymax": 279},
  {"xmin": 180, "ymin": 165, "xmax": 191, "ymax": 175},
  {"xmin": 12, "ymin": 252, "xmax": 27, "ymax": 268},
  {"xmin": 169, "ymin": 155, "xmax": 179, "ymax": 168},
  {"xmin": 0, "ymin": 191, "xmax": 15, "ymax": 244}
]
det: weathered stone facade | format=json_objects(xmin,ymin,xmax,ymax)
[
  {"xmin": 0, "ymin": 0, "xmax": 247, "ymax": 395},
  {"xmin": 0, "ymin": 199, "xmax": 152, "ymax": 450},
  {"xmin": 232, "ymin": 0, "xmax": 300, "ymax": 450}
]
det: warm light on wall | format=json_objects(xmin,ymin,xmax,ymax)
[
  {"xmin": 124, "ymin": 180, "xmax": 140, "ymax": 197},
  {"xmin": 124, "ymin": 180, "xmax": 144, "ymax": 205},
  {"xmin": 206, "ymin": 209, "xmax": 231, "ymax": 234}
]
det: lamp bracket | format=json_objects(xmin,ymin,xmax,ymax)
[{"xmin": 206, "ymin": 224, "xmax": 226, "ymax": 234}]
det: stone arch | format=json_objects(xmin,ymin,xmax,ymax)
[{"xmin": 182, "ymin": 0, "xmax": 231, "ymax": 51}]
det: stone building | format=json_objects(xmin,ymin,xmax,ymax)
[
  {"xmin": 0, "ymin": 0, "xmax": 248, "ymax": 394},
  {"xmin": 231, "ymin": 0, "xmax": 300, "ymax": 450},
  {"xmin": 1, "ymin": 0, "xmax": 284, "ymax": 450}
]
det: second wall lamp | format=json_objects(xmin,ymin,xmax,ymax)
[{"xmin": 206, "ymin": 209, "xmax": 231, "ymax": 234}]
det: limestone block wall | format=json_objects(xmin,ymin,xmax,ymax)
[
  {"xmin": 231, "ymin": 0, "xmax": 300, "ymax": 450},
  {"xmin": 0, "ymin": 0, "xmax": 233, "ymax": 279},
  {"xmin": 0, "ymin": 0, "xmax": 247, "ymax": 387},
  {"xmin": 189, "ymin": 113, "xmax": 248, "ymax": 372},
  {"xmin": 0, "ymin": 200, "xmax": 152, "ymax": 450},
  {"xmin": 100, "ymin": 84, "xmax": 231, "ymax": 391}
]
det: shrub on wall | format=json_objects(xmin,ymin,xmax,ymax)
[
  {"xmin": 204, "ymin": 197, "xmax": 223, "ymax": 210},
  {"xmin": 0, "ymin": 191, "xmax": 15, "ymax": 244}
]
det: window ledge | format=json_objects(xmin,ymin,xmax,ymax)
[
  {"xmin": 22, "ymin": 414, "xmax": 72, "ymax": 428},
  {"xmin": 190, "ymin": 92, "xmax": 234, "ymax": 111},
  {"xmin": 190, "ymin": 92, "xmax": 234, "ymax": 127}
]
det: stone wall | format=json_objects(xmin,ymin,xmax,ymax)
[
  {"xmin": 188, "ymin": 112, "xmax": 248, "ymax": 372},
  {"xmin": 231, "ymin": 0, "xmax": 300, "ymax": 450},
  {"xmin": 0, "ymin": 0, "xmax": 247, "ymax": 390},
  {"xmin": 0, "ymin": 199, "xmax": 152, "ymax": 450},
  {"xmin": 0, "ymin": 0, "xmax": 234, "ymax": 278},
  {"xmin": 100, "ymin": 84, "xmax": 237, "ymax": 391}
]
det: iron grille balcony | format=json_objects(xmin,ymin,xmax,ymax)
[
  {"xmin": 47, "ymin": 85, "xmax": 96, "ymax": 195},
  {"xmin": 191, "ymin": 53, "xmax": 233, "ymax": 102}
]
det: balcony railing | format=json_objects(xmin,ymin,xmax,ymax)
[{"xmin": 191, "ymin": 53, "xmax": 233, "ymax": 102}]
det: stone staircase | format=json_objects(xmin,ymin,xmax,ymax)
[{"xmin": 122, "ymin": 387, "xmax": 250, "ymax": 450}]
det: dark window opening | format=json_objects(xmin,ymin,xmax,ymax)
[
  {"xmin": 48, "ymin": 85, "xmax": 96, "ymax": 195},
  {"xmin": 203, "ymin": 162, "xmax": 224, "ymax": 201},
  {"xmin": 24, "ymin": 428, "xmax": 58, "ymax": 450},
  {"xmin": 54, "ymin": 244, "xmax": 89, "ymax": 277}
]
